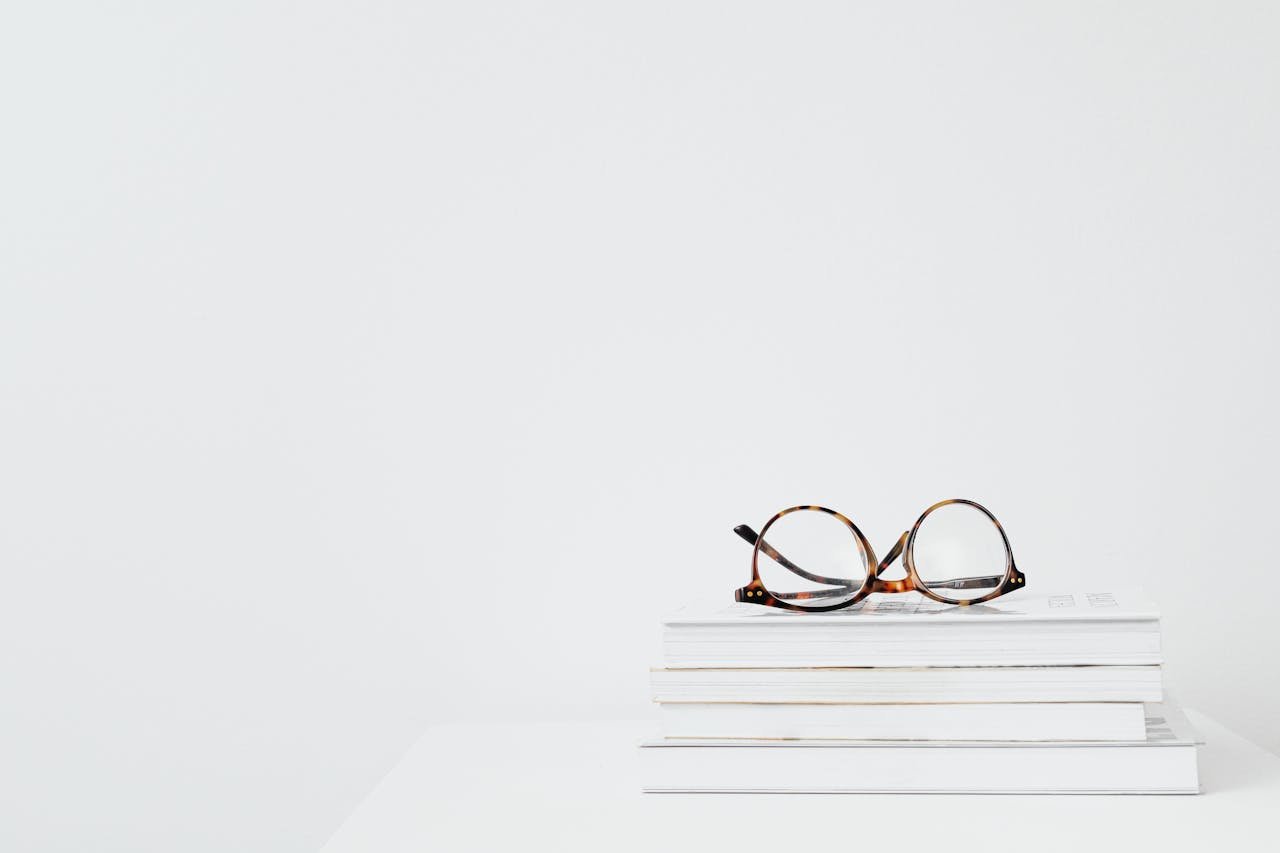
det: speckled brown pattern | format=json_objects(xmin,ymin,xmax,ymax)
[{"xmin": 734, "ymin": 499, "xmax": 1026, "ymax": 610}]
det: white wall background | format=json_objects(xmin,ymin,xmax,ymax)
[{"xmin": 3, "ymin": 2, "xmax": 1278, "ymax": 850}]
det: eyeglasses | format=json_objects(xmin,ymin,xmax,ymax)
[{"xmin": 733, "ymin": 499, "xmax": 1025, "ymax": 610}]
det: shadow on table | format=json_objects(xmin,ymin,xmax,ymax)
[{"xmin": 1196, "ymin": 727, "xmax": 1280, "ymax": 795}]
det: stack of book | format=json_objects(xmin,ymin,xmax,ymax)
[{"xmin": 641, "ymin": 590, "xmax": 1201, "ymax": 793}]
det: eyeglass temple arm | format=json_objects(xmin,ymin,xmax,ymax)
[
  {"xmin": 927, "ymin": 574, "xmax": 1007, "ymax": 590},
  {"xmin": 733, "ymin": 525, "xmax": 856, "ymax": 591},
  {"xmin": 875, "ymin": 532, "xmax": 907, "ymax": 576}
]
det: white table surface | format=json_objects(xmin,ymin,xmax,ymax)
[{"xmin": 321, "ymin": 711, "xmax": 1279, "ymax": 852}]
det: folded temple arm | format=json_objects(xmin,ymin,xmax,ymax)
[{"xmin": 734, "ymin": 525, "xmax": 855, "ymax": 600}]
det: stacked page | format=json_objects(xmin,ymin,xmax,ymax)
[
  {"xmin": 662, "ymin": 590, "xmax": 1162, "ymax": 667},
  {"xmin": 651, "ymin": 664, "xmax": 1163, "ymax": 703},
  {"xmin": 660, "ymin": 701, "xmax": 1147, "ymax": 741},
  {"xmin": 641, "ymin": 704, "xmax": 1200, "ymax": 794},
  {"xmin": 643, "ymin": 590, "xmax": 1198, "ymax": 793}
]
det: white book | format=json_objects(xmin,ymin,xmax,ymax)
[
  {"xmin": 651, "ymin": 665, "xmax": 1162, "ymax": 703},
  {"xmin": 663, "ymin": 591, "xmax": 1160, "ymax": 668},
  {"xmin": 640, "ymin": 702, "xmax": 1200, "ymax": 794},
  {"xmin": 660, "ymin": 701, "xmax": 1147, "ymax": 741}
]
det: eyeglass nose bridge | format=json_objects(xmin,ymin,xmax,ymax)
[
  {"xmin": 870, "ymin": 571, "xmax": 911, "ymax": 591},
  {"xmin": 870, "ymin": 576, "xmax": 912, "ymax": 594},
  {"xmin": 869, "ymin": 531, "xmax": 917, "ymax": 594}
]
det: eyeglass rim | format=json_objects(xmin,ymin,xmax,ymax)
[{"xmin": 737, "ymin": 498, "xmax": 1025, "ymax": 611}]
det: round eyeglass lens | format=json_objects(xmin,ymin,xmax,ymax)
[
  {"xmin": 755, "ymin": 509, "xmax": 868, "ymax": 609},
  {"xmin": 911, "ymin": 502, "xmax": 1009, "ymax": 602}
]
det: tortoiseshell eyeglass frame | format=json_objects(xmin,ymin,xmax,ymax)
[{"xmin": 733, "ymin": 499, "xmax": 1026, "ymax": 610}]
